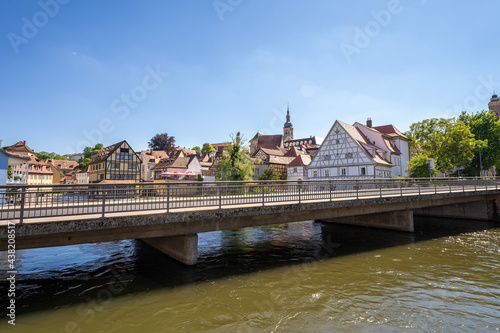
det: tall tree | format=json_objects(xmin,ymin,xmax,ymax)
[
  {"xmin": 83, "ymin": 144, "xmax": 103, "ymax": 160},
  {"xmin": 201, "ymin": 142, "xmax": 216, "ymax": 155},
  {"xmin": 192, "ymin": 146, "xmax": 201, "ymax": 154},
  {"xmin": 215, "ymin": 132, "xmax": 254, "ymax": 181},
  {"xmin": 406, "ymin": 118, "xmax": 485, "ymax": 174},
  {"xmin": 148, "ymin": 133, "xmax": 176, "ymax": 154},
  {"xmin": 35, "ymin": 151, "xmax": 68, "ymax": 161},
  {"xmin": 459, "ymin": 110, "xmax": 500, "ymax": 176},
  {"xmin": 407, "ymin": 155, "xmax": 436, "ymax": 178}
]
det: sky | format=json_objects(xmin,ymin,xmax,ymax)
[{"xmin": 1, "ymin": 0, "xmax": 499, "ymax": 155}]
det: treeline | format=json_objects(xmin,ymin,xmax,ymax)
[{"xmin": 406, "ymin": 110, "xmax": 500, "ymax": 177}]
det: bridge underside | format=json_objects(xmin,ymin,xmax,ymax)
[{"xmin": 2, "ymin": 192, "xmax": 500, "ymax": 265}]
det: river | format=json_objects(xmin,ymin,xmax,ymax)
[{"xmin": 1, "ymin": 217, "xmax": 499, "ymax": 332}]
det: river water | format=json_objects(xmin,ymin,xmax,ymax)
[{"xmin": 1, "ymin": 217, "xmax": 499, "ymax": 332}]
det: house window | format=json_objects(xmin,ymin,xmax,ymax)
[
  {"xmin": 294, "ymin": 167, "xmax": 297, "ymax": 173},
  {"xmin": 361, "ymin": 167, "xmax": 366, "ymax": 175},
  {"xmin": 111, "ymin": 163, "xmax": 119, "ymax": 169},
  {"xmin": 336, "ymin": 139, "xmax": 340, "ymax": 144},
  {"xmin": 313, "ymin": 170, "xmax": 318, "ymax": 178},
  {"xmin": 345, "ymin": 153, "xmax": 353, "ymax": 159},
  {"xmin": 324, "ymin": 155, "xmax": 331, "ymax": 160},
  {"xmin": 120, "ymin": 148, "xmax": 130, "ymax": 153},
  {"xmin": 341, "ymin": 168, "xmax": 346, "ymax": 176},
  {"xmin": 325, "ymin": 169, "xmax": 330, "ymax": 177}
]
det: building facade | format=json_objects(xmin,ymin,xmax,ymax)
[
  {"xmin": 308, "ymin": 120, "xmax": 398, "ymax": 179},
  {"xmin": 88, "ymin": 141, "xmax": 141, "ymax": 183},
  {"xmin": 489, "ymin": 92, "xmax": 500, "ymax": 121}
]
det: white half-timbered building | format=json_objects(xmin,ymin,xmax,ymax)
[{"xmin": 308, "ymin": 120, "xmax": 407, "ymax": 179}]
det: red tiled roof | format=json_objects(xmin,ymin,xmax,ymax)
[
  {"xmin": 287, "ymin": 154, "xmax": 312, "ymax": 167},
  {"xmin": 373, "ymin": 125, "xmax": 409, "ymax": 140},
  {"xmin": 257, "ymin": 134, "xmax": 283, "ymax": 150},
  {"xmin": 5, "ymin": 141, "xmax": 35, "ymax": 154}
]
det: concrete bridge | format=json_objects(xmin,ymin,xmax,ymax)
[{"xmin": 1, "ymin": 179, "xmax": 500, "ymax": 265}]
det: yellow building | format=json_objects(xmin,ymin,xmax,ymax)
[{"xmin": 88, "ymin": 140, "xmax": 141, "ymax": 183}]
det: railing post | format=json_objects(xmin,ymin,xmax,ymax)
[
  {"xmin": 298, "ymin": 182, "xmax": 301, "ymax": 204},
  {"xmin": 219, "ymin": 184, "xmax": 222, "ymax": 209},
  {"xmin": 19, "ymin": 187, "xmax": 26, "ymax": 225},
  {"xmin": 356, "ymin": 180, "xmax": 359, "ymax": 199},
  {"xmin": 329, "ymin": 180, "xmax": 332, "ymax": 201},
  {"xmin": 400, "ymin": 180, "xmax": 403, "ymax": 197},
  {"xmin": 101, "ymin": 187, "xmax": 106, "ymax": 218},
  {"xmin": 167, "ymin": 183, "xmax": 170, "ymax": 213},
  {"xmin": 379, "ymin": 183, "xmax": 382, "ymax": 198},
  {"xmin": 434, "ymin": 180, "xmax": 437, "ymax": 194},
  {"xmin": 418, "ymin": 181, "xmax": 421, "ymax": 196}
]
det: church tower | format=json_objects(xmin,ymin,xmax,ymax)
[
  {"xmin": 283, "ymin": 104, "xmax": 294, "ymax": 143},
  {"xmin": 489, "ymin": 92, "xmax": 500, "ymax": 121}
]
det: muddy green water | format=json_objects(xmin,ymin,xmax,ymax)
[{"xmin": 1, "ymin": 217, "xmax": 499, "ymax": 332}]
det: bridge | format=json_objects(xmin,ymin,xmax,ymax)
[{"xmin": 1, "ymin": 178, "xmax": 500, "ymax": 265}]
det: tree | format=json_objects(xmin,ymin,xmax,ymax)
[
  {"xmin": 148, "ymin": 133, "xmax": 176, "ymax": 154},
  {"xmin": 35, "ymin": 151, "xmax": 68, "ymax": 161},
  {"xmin": 258, "ymin": 167, "xmax": 283, "ymax": 180},
  {"xmin": 459, "ymin": 110, "xmax": 500, "ymax": 176},
  {"xmin": 215, "ymin": 132, "xmax": 254, "ymax": 181},
  {"xmin": 201, "ymin": 143, "xmax": 216, "ymax": 155},
  {"xmin": 83, "ymin": 144, "xmax": 103, "ymax": 159},
  {"xmin": 407, "ymin": 155, "xmax": 436, "ymax": 178},
  {"xmin": 406, "ymin": 118, "xmax": 486, "ymax": 174},
  {"xmin": 78, "ymin": 158, "xmax": 92, "ymax": 169},
  {"xmin": 192, "ymin": 146, "xmax": 201, "ymax": 154}
]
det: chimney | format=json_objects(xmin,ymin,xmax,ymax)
[{"xmin": 366, "ymin": 118, "xmax": 372, "ymax": 128}]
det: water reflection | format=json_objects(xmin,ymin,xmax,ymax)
[{"xmin": 0, "ymin": 217, "xmax": 499, "ymax": 332}]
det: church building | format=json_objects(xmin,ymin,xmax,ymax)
[{"xmin": 489, "ymin": 92, "xmax": 500, "ymax": 121}]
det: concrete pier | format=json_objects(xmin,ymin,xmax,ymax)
[
  {"xmin": 321, "ymin": 209, "xmax": 414, "ymax": 232},
  {"xmin": 141, "ymin": 234, "xmax": 198, "ymax": 265}
]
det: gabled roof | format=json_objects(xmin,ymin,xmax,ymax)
[
  {"xmin": 5, "ymin": 141, "xmax": 35, "ymax": 154},
  {"xmin": 373, "ymin": 124, "xmax": 409, "ymax": 140},
  {"xmin": 269, "ymin": 155, "xmax": 295, "ymax": 165},
  {"xmin": 260, "ymin": 148, "xmax": 285, "ymax": 156},
  {"xmin": 255, "ymin": 134, "xmax": 283, "ymax": 150},
  {"xmin": 0, "ymin": 149, "xmax": 30, "ymax": 165},
  {"xmin": 47, "ymin": 159, "xmax": 79, "ymax": 170},
  {"xmin": 91, "ymin": 140, "xmax": 126, "ymax": 162},
  {"xmin": 152, "ymin": 155, "xmax": 200, "ymax": 171},
  {"xmin": 287, "ymin": 154, "xmax": 312, "ymax": 167}
]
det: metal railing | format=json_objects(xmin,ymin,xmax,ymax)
[{"xmin": 1, "ymin": 177, "xmax": 498, "ymax": 224}]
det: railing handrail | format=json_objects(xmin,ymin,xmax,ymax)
[{"xmin": 0, "ymin": 176, "xmax": 498, "ymax": 189}]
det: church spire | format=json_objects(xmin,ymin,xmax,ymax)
[{"xmin": 283, "ymin": 103, "xmax": 294, "ymax": 143}]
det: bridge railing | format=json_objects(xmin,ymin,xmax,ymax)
[{"xmin": 0, "ymin": 177, "xmax": 498, "ymax": 224}]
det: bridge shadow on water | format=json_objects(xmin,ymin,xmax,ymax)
[{"xmin": 1, "ymin": 216, "xmax": 499, "ymax": 318}]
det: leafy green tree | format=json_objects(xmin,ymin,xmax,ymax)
[
  {"xmin": 35, "ymin": 151, "xmax": 68, "ymax": 161},
  {"xmin": 7, "ymin": 165, "xmax": 12, "ymax": 179},
  {"xmin": 407, "ymin": 155, "xmax": 436, "ymax": 178},
  {"xmin": 78, "ymin": 158, "xmax": 92, "ymax": 169},
  {"xmin": 215, "ymin": 132, "xmax": 254, "ymax": 181},
  {"xmin": 258, "ymin": 167, "xmax": 283, "ymax": 180},
  {"xmin": 406, "ymin": 118, "xmax": 486, "ymax": 174},
  {"xmin": 201, "ymin": 143, "xmax": 216, "ymax": 155},
  {"xmin": 459, "ymin": 110, "xmax": 500, "ymax": 176},
  {"xmin": 83, "ymin": 144, "xmax": 103, "ymax": 159},
  {"xmin": 192, "ymin": 146, "xmax": 201, "ymax": 155}
]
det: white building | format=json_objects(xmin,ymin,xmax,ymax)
[
  {"xmin": 287, "ymin": 154, "xmax": 312, "ymax": 181},
  {"xmin": 308, "ymin": 119, "xmax": 410, "ymax": 179},
  {"xmin": 76, "ymin": 166, "xmax": 89, "ymax": 184}
]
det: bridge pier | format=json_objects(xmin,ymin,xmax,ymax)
[
  {"xmin": 414, "ymin": 197, "xmax": 500, "ymax": 221},
  {"xmin": 141, "ymin": 234, "xmax": 198, "ymax": 265},
  {"xmin": 320, "ymin": 210, "xmax": 414, "ymax": 232}
]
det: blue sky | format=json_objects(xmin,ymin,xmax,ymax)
[{"xmin": 1, "ymin": 0, "xmax": 499, "ymax": 155}]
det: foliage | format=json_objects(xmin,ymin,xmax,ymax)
[
  {"xmin": 148, "ymin": 133, "xmax": 176, "ymax": 154},
  {"xmin": 258, "ymin": 167, "xmax": 283, "ymax": 180},
  {"xmin": 7, "ymin": 165, "xmax": 12, "ymax": 179},
  {"xmin": 459, "ymin": 110, "xmax": 500, "ymax": 176},
  {"xmin": 197, "ymin": 174, "xmax": 204, "ymax": 181},
  {"xmin": 78, "ymin": 158, "xmax": 92, "ymax": 169},
  {"xmin": 407, "ymin": 155, "xmax": 436, "ymax": 178},
  {"xmin": 35, "ymin": 151, "xmax": 68, "ymax": 161},
  {"xmin": 201, "ymin": 143, "xmax": 216, "ymax": 155},
  {"xmin": 82, "ymin": 144, "xmax": 104, "ymax": 159},
  {"xmin": 406, "ymin": 117, "xmax": 486, "ymax": 173},
  {"xmin": 215, "ymin": 132, "xmax": 254, "ymax": 181},
  {"xmin": 192, "ymin": 146, "xmax": 201, "ymax": 155}
]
